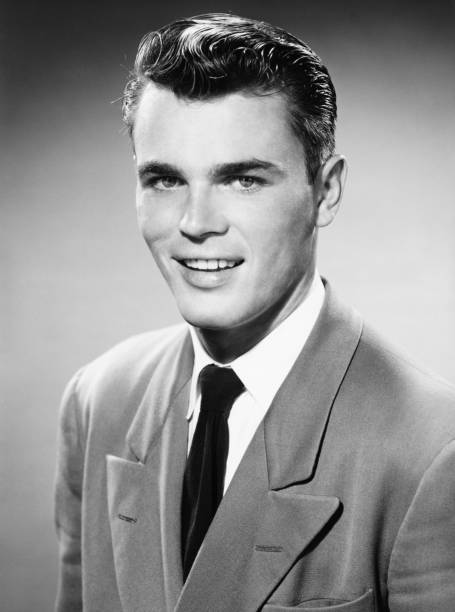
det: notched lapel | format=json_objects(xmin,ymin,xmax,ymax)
[
  {"xmin": 265, "ymin": 286, "xmax": 363, "ymax": 489},
  {"xmin": 126, "ymin": 331, "xmax": 193, "ymax": 464},
  {"xmin": 106, "ymin": 455, "xmax": 166, "ymax": 612}
]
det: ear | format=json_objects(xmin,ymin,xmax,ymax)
[{"xmin": 314, "ymin": 155, "xmax": 347, "ymax": 228}]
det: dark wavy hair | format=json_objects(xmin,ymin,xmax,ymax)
[{"xmin": 122, "ymin": 13, "xmax": 337, "ymax": 182}]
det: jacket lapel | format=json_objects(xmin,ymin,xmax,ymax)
[
  {"xmin": 106, "ymin": 456, "xmax": 162, "ymax": 612},
  {"xmin": 264, "ymin": 284, "xmax": 363, "ymax": 488},
  {"xmin": 177, "ymin": 286, "xmax": 363, "ymax": 612},
  {"xmin": 106, "ymin": 329, "xmax": 193, "ymax": 612}
]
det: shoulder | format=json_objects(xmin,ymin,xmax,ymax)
[
  {"xmin": 59, "ymin": 323, "xmax": 190, "ymax": 429},
  {"xmin": 353, "ymin": 323, "xmax": 455, "ymax": 412},
  {"xmin": 77, "ymin": 323, "xmax": 188, "ymax": 388},
  {"xmin": 322, "ymin": 284, "xmax": 455, "ymax": 433},
  {"xmin": 344, "ymin": 320, "xmax": 455, "ymax": 470}
]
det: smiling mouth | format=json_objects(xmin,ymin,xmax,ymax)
[{"xmin": 178, "ymin": 258, "xmax": 243, "ymax": 271}]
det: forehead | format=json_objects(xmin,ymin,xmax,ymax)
[{"xmin": 132, "ymin": 83, "xmax": 305, "ymax": 167}]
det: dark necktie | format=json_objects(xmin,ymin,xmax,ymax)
[{"xmin": 181, "ymin": 364, "xmax": 245, "ymax": 580}]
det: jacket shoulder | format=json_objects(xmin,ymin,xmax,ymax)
[
  {"xmin": 355, "ymin": 324, "xmax": 455, "ymax": 407},
  {"xmin": 345, "ymin": 323, "xmax": 455, "ymax": 465},
  {"xmin": 79, "ymin": 323, "xmax": 186, "ymax": 383},
  {"xmin": 60, "ymin": 324, "xmax": 189, "ymax": 430}
]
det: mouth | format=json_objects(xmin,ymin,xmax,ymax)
[{"xmin": 177, "ymin": 258, "xmax": 244, "ymax": 271}]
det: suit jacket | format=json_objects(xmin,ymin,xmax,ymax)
[{"xmin": 54, "ymin": 285, "xmax": 455, "ymax": 612}]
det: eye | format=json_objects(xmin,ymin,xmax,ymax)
[
  {"xmin": 144, "ymin": 175, "xmax": 183, "ymax": 190},
  {"xmin": 228, "ymin": 176, "xmax": 265, "ymax": 192},
  {"xmin": 237, "ymin": 177, "xmax": 255, "ymax": 189}
]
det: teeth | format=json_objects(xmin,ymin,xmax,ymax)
[{"xmin": 182, "ymin": 259, "xmax": 240, "ymax": 271}]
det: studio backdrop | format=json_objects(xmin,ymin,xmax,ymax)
[{"xmin": 1, "ymin": 1, "xmax": 454, "ymax": 611}]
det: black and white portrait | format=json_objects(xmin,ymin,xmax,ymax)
[{"xmin": 2, "ymin": 2, "xmax": 454, "ymax": 611}]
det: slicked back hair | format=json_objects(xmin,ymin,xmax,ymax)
[{"xmin": 122, "ymin": 13, "xmax": 337, "ymax": 183}]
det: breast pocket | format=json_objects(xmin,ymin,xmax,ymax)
[{"xmin": 262, "ymin": 588, "xmax": 374, "ymax": 611}]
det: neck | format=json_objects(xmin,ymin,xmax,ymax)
[{"xmin": 195, "ymin": 272, "xmax": 316, "ymax": 363}]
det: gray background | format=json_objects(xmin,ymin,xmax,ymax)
[{"xmin": 1, "ymin": 1, "xmax": 454, "ymax": 610}]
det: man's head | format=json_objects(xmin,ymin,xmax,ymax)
[
  {"xmin": 123, "ymin": 12, "xmax": 337, "ymax": 183},
  {"xmin": 124, "ymin": 14, "xmax": 346, "ymax": 359}
]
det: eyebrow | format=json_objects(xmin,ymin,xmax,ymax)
[
  {"xmin": 137, "ymin": 158, "xmax": 285, "ymax": 181},
  {"xmin": 138, "ymin": 162, "xmax": 179, "ymax": 181},
  {"xmin": 211, "ymin": 159, "xmax": 285, "ymax": 178}
]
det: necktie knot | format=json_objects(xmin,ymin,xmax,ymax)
[{"xmin": 198, "ymin": 364, "xmax": 245, "ymax": 413}]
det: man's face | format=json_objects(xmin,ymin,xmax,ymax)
[{"xmin": 134, "ymin": 83, "xmax": 318, "ymax": 334}]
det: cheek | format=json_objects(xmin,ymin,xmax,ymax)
[
  {"xmin": 247, "ymin": 200, "xmax": 313, "ymax": 263},
  {"xmin": 136, "ymin": 199, "xmax": 177, "ymax": 248}
]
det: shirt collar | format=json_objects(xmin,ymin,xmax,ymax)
[{"xmin": 187, "ymin": 273, "xmax": 325, "ymax": 419}]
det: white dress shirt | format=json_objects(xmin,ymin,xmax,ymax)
[{"xmin": 186, "ymin": 273, "xmax": 325, "ymax": 494}]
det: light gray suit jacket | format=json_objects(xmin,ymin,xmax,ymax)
[{"xmin": 55, "ymin": 286, "xmax": 455, "ymax": 611}]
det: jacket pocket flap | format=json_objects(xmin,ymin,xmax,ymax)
[{"xmin": 262, "ymin": 588, "xmax": 374, "ymax": 610}]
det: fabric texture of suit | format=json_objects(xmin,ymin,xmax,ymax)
[{"xmin": 54, "ymin": 285, "xmax": 455, "ymax": 611}]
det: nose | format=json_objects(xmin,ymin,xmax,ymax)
[{"xmin": 179, "ymin": 186, "xmax": 229, "ymax": 240}]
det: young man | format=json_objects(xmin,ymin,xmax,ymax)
[{"xmin": 55, "ymin": 13, "xmax": 455, "ymax": 612}]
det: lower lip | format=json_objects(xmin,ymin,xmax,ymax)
[{"xmin": 176, "ymin": 261, "xmax": 242, "ymax": 288}]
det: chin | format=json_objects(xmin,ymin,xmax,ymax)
[{"xmin": 178, "ymin": 304, "xmax": 243, "ymax": 331}]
